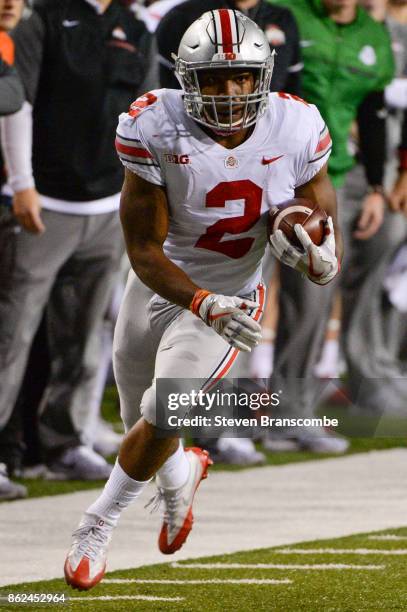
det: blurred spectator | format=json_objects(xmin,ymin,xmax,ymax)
[
  {"xmin": 131, "ymin": 0, "xmax": 184, "ymax": 33},
  {"xmin": 0, "ymin": 0, "xmax": 150, "ymax": 480},
  {"xmin": 266, "ymin": 0, "xmax": 395, "ymax": 452},
  {"xmin": 340, "ymin": 0, "xmax": 407, "ymax": 415},
  {"xmin": 314, "ymin": 0, "xmax": 407, "ymax": 391},
  {"xmin": 0, "ymin": 0, "xmax": 24, "ymax": 113},
  {"xmin": 0, "ymin": 55, "xmax": 23, "ymax": 116},
  {"xmin": 0, "ymin": 0, "xmax": 25, "ymax": 500},
  {"xmin": 386, "ymin": 0, "xmax": 407, "ymax": 213},
  {"xmin": 156, "ymin": 0, "xmax": 303, "ymax": 95},
  {"xmin": 0, "ymin": 0, "xmax": 24, "ymax": 32}
]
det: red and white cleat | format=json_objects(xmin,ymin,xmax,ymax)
[
  {"xmin": 64, "ymin": 514, "xmax": 114, "ymax": 590},
  {"xmin": 151, "ymin": 447, "xmax": 212, "ymax": 555}
]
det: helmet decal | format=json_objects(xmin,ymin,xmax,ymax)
[{"xmin": 212, "ymin": 9, "xmax": 241, "ymax": 55}]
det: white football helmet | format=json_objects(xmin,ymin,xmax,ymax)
[{"xmin": 173, "ymin": 9, "xmax": 274, "ymax": 134}]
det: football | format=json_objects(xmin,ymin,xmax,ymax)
[{"xmin": 268, "ymin": 198, "xmax": 328, "ymax": 250}]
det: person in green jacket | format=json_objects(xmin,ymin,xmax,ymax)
[
  {"xmin": 271, "ymin": 0, "xmax": 394, "ymax": 189},
  {"xmin": 265, "ymin": 0, "xmax": 396, "ymax": 452}
]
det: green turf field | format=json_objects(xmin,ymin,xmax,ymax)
[{"xmin": 1, "ymin": 527, "xmax": 407, "ymax": 611}]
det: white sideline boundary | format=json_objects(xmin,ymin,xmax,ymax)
[
  {"xmin": 277, "ymin": 548, "xmax": 407, "ymax": 555},
  {"xmin": 103, "ymin": 578, "xmax": 292, "ymax": 585},
  {"xmin": 368, "ymin": 535, "xmax": 407, "ymax": 541},
  {"xmin": 171, "ymin": 562, "xmax": 385, "ymax": 570},
  {"xmin": 0, "ymin": 448, "xmax": 406, "ymax": 586},
  {"xmin": 69, "ymin": 595, "xmax": 184, "ymax": 602}
]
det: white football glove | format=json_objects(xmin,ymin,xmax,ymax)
[
  {"xmin": 269, "ymin": 216, "xmax": 339, "ymax": 285},
  {"xmin": 192, "ymin": 292, "xmax": 262, "ymax": 352}
]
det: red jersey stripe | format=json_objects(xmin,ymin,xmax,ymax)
[
  {"xmin": 315, "ymin": 132, "xmax": 332, "ymax": 154},
  {"xmin": 115, "ymin": 140, "xmax": 153, "ymax": 159}
]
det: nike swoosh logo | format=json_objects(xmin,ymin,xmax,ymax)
[
  {"xmin": 208, "ymin": 311, "xmax": 234, "ymax": 321},
  {"xmin": 62, "ymin": 20, "xmax": 80, "ymax": 27},
  {"xmin": 300, "ymin": 40, "xmax": 315, "ymax": 48},
  {"xmin": 262, "ymin": 155, "xmax": 285, "ymax": 165}
]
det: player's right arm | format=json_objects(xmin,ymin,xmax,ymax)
[
  {"xmin": 120, "ymin": 167, "xmax": 200, "ymax": 309},
  {"xmin": 120, "ymin": 168, "xmax": 261, "ymax": 352}
]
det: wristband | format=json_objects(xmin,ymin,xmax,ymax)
[{"xmin": 190, "ymin": 289, "xmax": 212, "ymax": 316}]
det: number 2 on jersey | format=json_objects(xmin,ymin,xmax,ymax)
[{"xmin": 195, "ymin": 180, "xmax": 262, "ymax": 259}]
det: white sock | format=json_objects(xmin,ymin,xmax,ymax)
[
  {"xmin": 86, "ymin": 460, "xmax": 150, "ymax": 526},
  {"xmin": 156, "ymin": 441, "xmax": 190, "ymax": 490},
  {"xmin": 321, "ymin": 339, "xmax": 340, "ymax": 369},
  {"xmin": 314, "ymin": 339, "xmax": 340, "ymax": 378}
]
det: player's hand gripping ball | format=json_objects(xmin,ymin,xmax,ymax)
[
  {"xmin": 268, "ymin": 198, "xmax": 327, "ymax": 247},
  {"xmin": 190, "ymin": 291, "xmax": 262, "ymax": 352},
  {"xmin": 268, "ymin": 198, "xmax": 339, "ymax": 285}
]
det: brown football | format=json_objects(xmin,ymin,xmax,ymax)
[{"xmin": 268, "ymin": 198, "xmax": 327, "ymax": 250}]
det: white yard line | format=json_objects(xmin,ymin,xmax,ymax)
[
  {"xmin": 0, "ymin": 448, "xmax": 406, "ymax": 587},
  {"xmin": 276, "ymin": 548, "xmax": 407, "ymax": 555},
  {"xmin": 368, "ymin": 535, "xmax": 407, "ymax": 541},
  {"xmin": 170, "ymin": 562, "xmax": 385, "ymax": 570},
  {"xmin": 103, "ymin": 578, "xmax": 292, "ymax": 585},
  {"xmin": 69, "ymin": 595, "xmax": 184, "ymax": 602}
]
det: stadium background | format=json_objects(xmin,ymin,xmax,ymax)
[{"xmin": 0, "ymin": 0, "xmax": 406, "ymax": 609}]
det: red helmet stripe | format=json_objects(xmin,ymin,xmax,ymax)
[{"xmin": 218, "ymin": 9, "xmax": 234, "ymax": 53}]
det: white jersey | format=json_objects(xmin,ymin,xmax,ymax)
[{"xmin": 116, "ymin": 89, "xmax": 331, "ymax": 296}]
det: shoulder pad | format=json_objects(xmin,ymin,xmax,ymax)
[{"xmin": 128, "ymin": 91, "xmax": 159, "ymax": 119}]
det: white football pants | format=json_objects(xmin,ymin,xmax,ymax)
[{"xmin": 113, "ymin": 270, "xmax": 265, "ymax": 430}]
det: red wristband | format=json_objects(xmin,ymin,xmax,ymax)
[{"xmin": 190, "ymin": 289, "xmax": 212, "ymax": 316}]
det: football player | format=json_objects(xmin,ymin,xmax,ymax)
[{"xmin": 64, "ymin": 9, "xmax": 341, "ymax": 590}]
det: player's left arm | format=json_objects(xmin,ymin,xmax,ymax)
[
  {"xmin": 295, "ymin": 162, "xmax": 343, "ymax": 262},
  {"xmin": 269, "ymin": 162, "xmax": 342, "ymax": 285}
]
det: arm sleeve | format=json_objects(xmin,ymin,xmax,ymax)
[
  {"xmin": 156, "ymin": 7, "xmax": 186, "ymax": 89},
  {"xmin": 0, "ymin": 101, "xmax": 35, "ymax": 192},
  {"xmin": 295, "ymin": 105, "xmax": 332, "ymax": 187},
  {"xmin": 11, "ymin": 10, "xmax": 45, "ymax": 105},
  {"xmin": 116, "ymin": 111, "xmax": 164, "ymax": 186},
  {"xmin": 0, "ymin": 59, "xmax": 24, "ymax": 116},
  {"xmin": 357, "ymin": 90, "xmax": 386, "ymax": 186}
]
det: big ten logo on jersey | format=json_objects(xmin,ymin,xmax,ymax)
[
  {"xmin": 164, "ymin": 153, "xmax": 190, "ymax": 165},
  {"xmin": 129, "ymin": 92, "xmax": 157, "ymax": 118}
]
